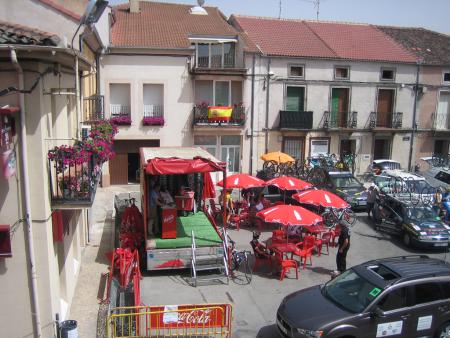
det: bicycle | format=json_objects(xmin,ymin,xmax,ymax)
[
  {"xmin": 228, "ymin": 239, "xmax": 252, "ymax": 284},
  {"xmin": 322, "ymin": 207, "xmax": 356, "ymax": 228}
]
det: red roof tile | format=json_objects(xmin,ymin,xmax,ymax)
[
  {"xmin": 232, "ymin": 16, "xmax": 417, "ymax": 63},
  {"xmin": 111, "ymin": 1, "xmax": 239, "ymax": 49}
]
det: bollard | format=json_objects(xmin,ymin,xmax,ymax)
[{"xmin": 60, "ymin": 320, "xmax": 78, "ymax": 338}]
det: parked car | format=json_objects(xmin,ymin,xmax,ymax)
[
  {"xmin": 371, "ymin": 159, "xmax": 402, "ymax": 174},
  {"xmin": 373, "ymin": 170, "xmax": 436, "ymax": 204},
  {"xmin": 421, "ymin": 166, "xmax": 450, "ymax": 190},
  {"xmin": 277, "ymin": 255, "xmax": 450, "ymax": 338},
  {"xmin": 372, "ymin": 194, "xmax": 450, "ymax": 248},
  {"xmin": 307, "ymin": 168, "xmax": 367, "ymax": 210}
]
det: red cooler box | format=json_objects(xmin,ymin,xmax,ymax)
[
  {"xmin": 175, "ymin": 191, "xmax": 195, "ymax": 212},
  {"xmin": 161, "ymin": 207, "xmax": 177, "ymax": 239}
]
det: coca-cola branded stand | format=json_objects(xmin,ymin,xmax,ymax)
[{"xmin": 140, "ymin": 147, "xmax": 228, "ymax": 270}]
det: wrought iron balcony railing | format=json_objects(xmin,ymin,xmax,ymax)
[
  {"xmin": 83, "ymin": 95, "xmax": 104, "ymax": 122},
  {"xmin": 368, "ymin": 111, "xmax": 403, "ymax": 129},
  {"xmin": 110, "ymin": 104, "xmax": 131, "ymax": 117},
  {"xmin": 48, "ymin": 152, "xmax": 100, "ymax": 207},
  {"xmin": 322, "ymin": 111, "xmax": 357, "ymax": 129},
  {"xmin": 279, "ymin": 110, "xmax": 313, "ymax": 129},
  {"xmin": 143, "ymin": 104, "xmax": 164, "ymax": 118},
  {"xmin": 193, "ymin": 106, "xmax": 245, "ymax": 126},
  {"xmin": 432, "ymin": 111, "xmax": 450, "ymax": 130}
]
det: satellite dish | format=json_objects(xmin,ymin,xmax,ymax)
[
  {"xmin": 82, "ymin": 0, "xmax": 108, "ymax": 25},
  {"xmin": 198, "ymin": 0, "xmax": 205, "ymax": 7}
]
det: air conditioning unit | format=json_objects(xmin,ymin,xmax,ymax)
[{"xmin": 81, "ymin": 125, "xmax": 91, "ymax": 139}]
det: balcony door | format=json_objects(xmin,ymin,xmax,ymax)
[
  {"xmin": 436, "ymin": 91, "xmax": 450, "ymax": 130},
  {"xmin": 220, "ymin": 136, "xmax": 241, "ymax": 174},
  {"xmin": 377, "ymin": 89, "xmax": 395, "ymax": 127},
  {"xmin": 215, "ymin": 81, "xmax": 230, "ymax": 106},
  {"xmin": 331, "ymin": 88, "xmax": 349, "ymax": 127},
  {"xmin": 285, "ymin": 86, "xmax": 305, "ymax": 111}
]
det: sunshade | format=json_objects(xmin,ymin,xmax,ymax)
[
  {"xmin": 260, "ymin": 151, "xmax": 294, "ymax": 164},
  {"xmin": 217, "ymin": 173, "xmax": 265, "ymax": 189},
  {"xmin": 265, "ymin": 176, "xmax": 312, "ymax": 191},
  {"xmin": 292, "ymin": 189, "xmax": 349, "ymax": 208},
  {"xmin": 202, "ymin": 172, "xmax": 216, "ymax": 199},
  {"xmin": 256, "ymin": 205, "xmax": 322, "ymax": 226}
]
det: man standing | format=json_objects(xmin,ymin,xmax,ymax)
[
  {"xmin": 366, "ymin": 184, "xmax": 378, "ymax": 219},
  {"xmin": 336, "ymin": 221, "xmax": 351, "ymax": 274},
  {"xmin": 148, "ymin": 183, "xmax": 162, "ymax": 236}
]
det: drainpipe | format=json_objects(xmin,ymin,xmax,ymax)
[
  {"xmin": 264, "ymin": 57, "xmax": 271, "ymax": 153},
  {"xmin": 249, "ymin": 53, "xmax": 256, "ymax": 174},
  {"xmin": 10, "ymin": 48, "xmax": 42, "ymax": 338},
  {"xmin": 408, "ymin": 61, "xmax": 421, "ymax": 171},
  {"xmin": 75, "ymin": 55, "xmax": 81, "ymax": 138}
]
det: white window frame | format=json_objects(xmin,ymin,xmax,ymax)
[
  {"xmin": 380, "ymin": 67, "xmax": 396, "ymax": 82},
  {"xmin": 213, "ymin": 80, "xmax": 231, "ymax": 106},
  {"xmin": 310, "ymin": 138, "xmax": 330, "ymax": 157},
  {"xmin": 194, "ymin": 42, "xmax": 236, "ymax": 68},
  {"xmin": 334, "ymin": 66, "xmax": 350, "ymax": 80},
  {"xmin": 288, "ymin": 64, "xmax": 305, "ymax": 78},
  {"xmin": 443, "ymin": 70, "xmax": 450, "ymax": 85}
]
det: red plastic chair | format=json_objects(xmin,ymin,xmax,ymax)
[
  {"xmin": 291, "ymin": 235, "xmax": 316, "ymax": 269},
  {"xmin": 279, "ymin": 259, "xmax": 299, "ymax": 281},
  {"xmin": 209, "ymin": 199, "xmax": 222, "ymax": 221},
  {"xmin": 316, "ymin": 231, "xmax": 332, "ymax": 255},
  {"xmin": 251, "ymin": 246, "xmax": 273, "ymax": 272},
  {"xmin": 272, "ymin": 229, "xmax": 285, "ymax": 243}
]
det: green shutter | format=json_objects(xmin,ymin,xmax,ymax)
[{"xmin": 286, "ymin": 87, "xmax": 304, "ymax": 111}]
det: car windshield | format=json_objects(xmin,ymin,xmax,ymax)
[
  {"xmin": 322, "ymin": 269, "xmax": 381, "ymax": 313},
  {"xmin": 435, "ymin": 171, "xmax": 450, "ymax": 184},
  {"xmin": 405, "ymin": 179, "xmax": 433, "ymax": 192},
  {"xmin": 331, "ymin": 176, "xmax": 362, "ymax": 188},
  {"xmin": 406, "ymin": 207, "xmax": 440, "ymax": 222}
]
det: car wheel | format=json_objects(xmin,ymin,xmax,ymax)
[
  {"xmin": 403, "ymin": 233, "xmax": 411, "ymax": 247},
  {"xmin": 435, "ymin": 321, "xmax": 450, "ymax": 338}
]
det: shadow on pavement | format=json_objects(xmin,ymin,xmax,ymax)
[{"xmin": 95, "ymin": 210, "xmax": 114, "ymax": 265}]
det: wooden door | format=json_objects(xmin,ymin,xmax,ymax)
[
  {"xmin": 331, "ymin": 88, "xmax": 349, "ymax": 127},
  {"xmin": 109, "ymin": 153, "xmax": 128, "ymax": 185},
  {"xmin": 286, "ymin": 86, "xmax": 305, "ymax": 111},
  {"xmin": 377, "ymin": 89, "xmax": 394, "ymax": 127}
]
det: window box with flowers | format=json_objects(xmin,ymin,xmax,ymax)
[
  {"xmin": 110, "ymin": 115, "xmax": 132, "ymax": 126},
  {"xmin": 142, "ymin": 116, "xmax": 164, "ymax": 126}
]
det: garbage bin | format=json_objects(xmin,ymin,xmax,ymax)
[{"xmin": 60, "ymin": 320, "xmax": 77, "ymax": 338}]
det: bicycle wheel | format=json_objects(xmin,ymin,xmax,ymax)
[
  {"xmin": 243, "ymin": 252, "xmax": 252, "ymax": 284},
  {"xmin": 322, "ymin": 211, "xmax": 337, "ymax": 228},
  {"xmin": 343, "ymin": 209, "xmax": 356, "ymax": 226}
]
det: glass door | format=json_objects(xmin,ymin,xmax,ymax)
[
  {"xmin": 220, "ymin": 135, "xmax": 241, "ymax": 174},
  {"xmin": 215, "ymin": 81, "xmax": 230, "ymax": 106}
]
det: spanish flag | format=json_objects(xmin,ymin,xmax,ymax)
[{"xmin": 208, "ymin": 106, "xmax": 233, "ymax": 122}]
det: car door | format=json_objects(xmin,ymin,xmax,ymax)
[
  {"xmin": 406, "ymin": 281, "xmax": 449, "ymax": 337},
  {"xmin": 357, "ymin": 286, "xmax": 416, "ymax": 337}
]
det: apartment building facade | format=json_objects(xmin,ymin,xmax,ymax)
[
  {"xmin": 0, "ymin": 1, "xmax": 106, "ymax": 336},
  {"xmin": 231, "ymin": 16, "xmax": 419, "ymax": 174}
]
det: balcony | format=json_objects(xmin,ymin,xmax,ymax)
[
  {"xmin": 83, "ymin": 95, "xmax": 104, "ymax": 122},
  {"xmin": 321, "ymin": 111, "xmax": 357, "ymax": 129},
  {"xmin": 432, "ymin": 111, "xmax": 450, "ymax": 131},
  {"xmin": 279, "ymin": 111, "xmax": 313, "ymax": 130},
  {"xmin": 48, "ymin": 152, "xmax": 100, "ymax": 208},
  {"xmin": 143, "ymin": 105, "xmax": 164, "ymax": 126},
  {"xmin": 193, "ymin": 105, "xmax": 245, "ymax": 127},
  {"xmin": 368, "ymin": 111, "xmax": 403, "ymax": 129},
  {"xmin": 110, "ymin": 104, "xmax": 131, "ymax": 125}
]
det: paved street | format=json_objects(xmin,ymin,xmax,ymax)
[{"xmin": 71, "ymin": 186, "xmax": 450, "ymax": 337}]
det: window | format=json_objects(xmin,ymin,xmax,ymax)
[
  {"xmin": 194, "ymin": 135, "xmax": 217, "ymax": 157},
  {"xmin": 220, "ymin": 136, "xmax": 241, "ymax": 173},
  {"xmin": 310, "ymin": 139, "xmax": 329, "ymax": 157},
  {"xmin": 195, "ymin": 42, "xmax": 236, "ymax": 68},
  {"xmin": 335, "ymin": 66, "xmax": 350, "ymax": 80},
  {"xmin": 443, "ymin": 72, "xmax": 450, "ymax": 84},
  {"xmin": 377, "ymin": 287, "xmax": 408, "ymax": 311},
  {"xmin": 285, "ymin": 86, "xmax": 305, "ymax": 111},
  {"xmin": 381, "ymin": 68, "xmax": 395, "ymax": 81},
  {"xmin": 413, "ymin": 283, "xmax": 442, "ymax": 305},
  {"xmin": 289, "ymin": 65, "xmax": 304, "ymax": 78},
  {"xmin": 282, "ymin": 137, "xmax": 304, "ymax": 160}
]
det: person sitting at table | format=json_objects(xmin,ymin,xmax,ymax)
[
  {"xmin": 160, "ymin": 185, "xmax": 174, "ymax": 205},
  {"xmin": 250, "ymin": 231, "xmax": 271, "ymax": 257}
]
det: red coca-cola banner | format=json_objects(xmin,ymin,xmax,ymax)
[{"xmin": 146, "ymin": 304, "xmax": 230, "ymax": 329}]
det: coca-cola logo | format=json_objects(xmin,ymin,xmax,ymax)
[
  {"xmin": 164, "ymin": 215, "xmax": 175, "ymax": 223},
  {"xmin": 178, "ymin": 309, "xmax": 212, "ymax": 325}
]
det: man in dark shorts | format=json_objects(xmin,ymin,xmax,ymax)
[{"xmin": 336, "ymin": 221, "xmax": 351, "ymax": 274}]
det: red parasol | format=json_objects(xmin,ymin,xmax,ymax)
[
  {"xmin": 265, "ymin": 176, "xmax": 312, "ymax": 191},
  {"xmin": 292, "ymin": 189, "xmax": 349, "ymax": 208},
  {"xmin": 256, "ymin": 204, "xmax": 322, "ymax": 226},
  {"xmin": 120, "ymin": 200, "xmax": 144, "ymax": 250},
  {"xmin": 202, "ymin": 172, "xmax": 216, "ymax": 199},
  {"xmin": 217, "ymin": 173, "xmax": 265, "ymax": 189}
]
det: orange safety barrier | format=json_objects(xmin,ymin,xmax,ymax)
[{"xmin": 107, "ymin": 303, "xmax": 232, "ymax": 338}]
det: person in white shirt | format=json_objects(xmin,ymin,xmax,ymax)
[{"xmin": 160, "ymin": 185, "xmax": 174, "ymax": 205}]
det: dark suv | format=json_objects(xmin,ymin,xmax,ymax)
[
  {"xmin": 307, "ymin": 168, "xmax": 367, "ymax": 210},
  {"xmin": 373, "ymin": 194, "xmax": 450, "ymax": 249},
  {"xmin": 277, "ymin": 255, "xmax": 450, "ymax": 338}
]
